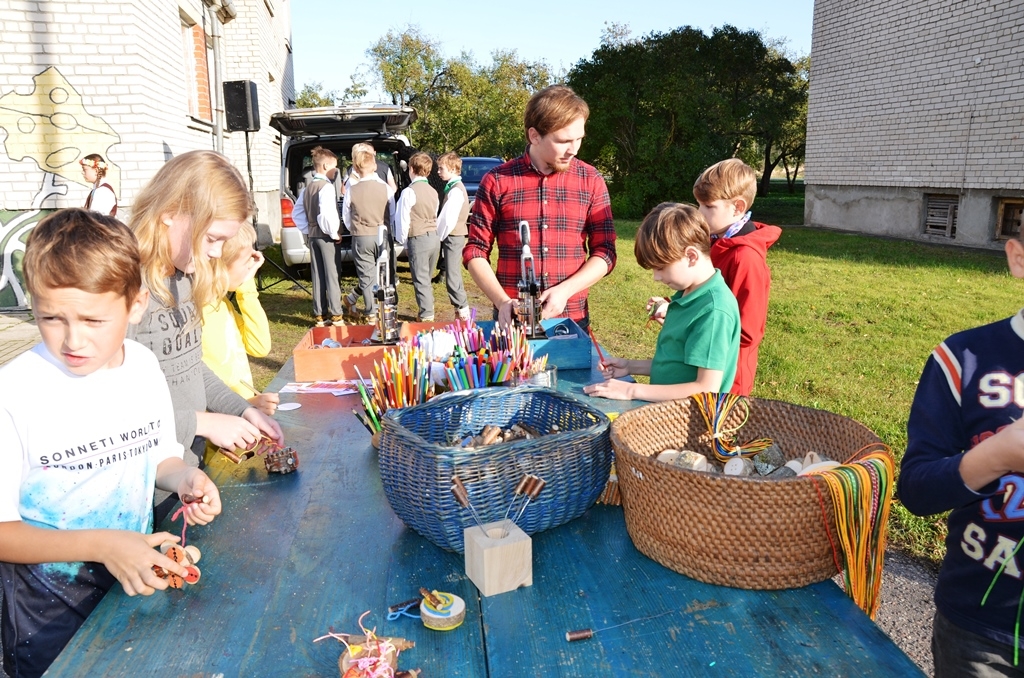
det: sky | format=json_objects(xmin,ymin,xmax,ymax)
[{"xmin": 290, "ymin": 0, "xmax": 814, "ymax": 101}]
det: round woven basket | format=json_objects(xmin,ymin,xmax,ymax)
[
  {"xmin": 611, "ymin": 397, "xmax": 884, "ymax": 590},
  {"xmin": 380, "ymin": 386, "xmax": 611, "ymax": 553}
]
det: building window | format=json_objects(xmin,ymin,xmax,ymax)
[
  {"xmin": 996, "ymin": 199, "xmax": 1024, "ymax": 240},
  {"xmin": 180, "ymin": 20, "xmax": 212, "ymax": 121},
  {"xmin": 924, "ymin": 194, "xmax": 959, "ymax": 238}
]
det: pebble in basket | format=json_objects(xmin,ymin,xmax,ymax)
[
  {"xmin": 610, "ymin": 393, "xmax": 894, "ymax": 617},
  {"xmin": 378, "ymin": 386, "xmax": 612, "ymax": 553}
]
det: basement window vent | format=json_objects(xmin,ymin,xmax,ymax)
[
  {"xmin": 924, "ymin": 194, "xmax": 959, "ymax": 238},
  {"xmin": 996, "ymin": 199, "xmax": 1024, "ymax": 240}
]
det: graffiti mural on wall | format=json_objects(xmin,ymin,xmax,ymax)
[{"xmin": 0, "ymin": 67, "xmax": 120, "ymax": 308}]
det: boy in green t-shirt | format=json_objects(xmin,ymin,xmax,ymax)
[{"xmin": 584, "ymin": 202, "xmax": 740, "ymax": 401}]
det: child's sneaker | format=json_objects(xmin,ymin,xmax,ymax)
[
  {"xmin": 456, "ymin": 306, "xmax": 472, "ymax": 321},
  {"xmin": 330, "ymin": 315, "xmax": 345, "ymax": 326},
  {"xmin": 313, "ymin": 316, "xmax": 326, "ymax": 328},
  {"xmin": 419, "ymin": 315, "xmax": 435, "ymax": 323}
]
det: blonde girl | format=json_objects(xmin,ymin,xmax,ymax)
[
  {"xmin": 201, "ymin": 222, "xmax": 279, "ymax": 416},
  {"xmin": 129, "ymin": 151, "xmax": 283, "ymax": 485}
]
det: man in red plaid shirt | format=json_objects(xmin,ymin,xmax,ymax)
[{"xmin": 463, "ymin": 85, "xmax": 616, "ymax": 330}]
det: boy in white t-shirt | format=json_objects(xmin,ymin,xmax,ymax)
[{"xmin": 0, "ymin": 209, "xmax": 222, "ymax": 678}]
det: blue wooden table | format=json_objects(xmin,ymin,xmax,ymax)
[{"xmin": 46, "ymin": 355, "xmax": 924, "ymax": 677}]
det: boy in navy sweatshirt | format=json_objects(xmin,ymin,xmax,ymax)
[{"xmin": 900, "ymin": 230, "xmax": 1024, "ymax": 676}]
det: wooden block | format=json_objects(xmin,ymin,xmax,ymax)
[{"xmin": 464, "ymin": 521, "xmax": 532, "ymax": 597}]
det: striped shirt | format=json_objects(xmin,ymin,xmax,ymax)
[{"xmin": 462, "ymin": 151, "xmax": 616, "ymax": 321}]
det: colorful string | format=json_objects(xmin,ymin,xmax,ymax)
[
  {"xmin": 691, "ymin": 393, "xmax": 774, "ymax": 462},
  {"xmin": 809, "ymin": 446, "xmax": 894, "ymax": 619}
]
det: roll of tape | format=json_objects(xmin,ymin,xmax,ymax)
[{"xmin": 419, "ymin": 591, "xmax": 466, "ymax": 631}]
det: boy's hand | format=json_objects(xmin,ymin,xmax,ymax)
[
  {"xmin": 176, "ymin": 470, "xmax": 222, "ymax": 526},
  {"xmin": 98, "ymin": 531, "xmax": 188, "ymax": 597},
  {"xmin": 961, "ymin": 416, "xmax": 1024, "ymax": 490},
  {"xmin": 198, "ymin": 412, "xmax": 262, "ymax": 450},
  {"xmin": 243, "ymin": 407, "xmax": 284, "ymax": 446},
  {"xmin": 599, "ymin": 357, "xmax": 630, "ymax": 380},
  {"xmin": 583, "ymin": 378, "xmax": 634, "ymax": 400},
  {"xmin": 646, "ymin": 297, "xmax": 669, "ymax": 327},
  {"xmin": 248, "ymin": 392, "xmax": 279, "ymax": 416}
]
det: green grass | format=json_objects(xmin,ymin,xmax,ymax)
[{"xmin": 251, "ymin": 216, "xmax": 1022, "ymax": 563}]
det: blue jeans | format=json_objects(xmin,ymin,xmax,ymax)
[{"xmin": 933, "ymin": 609, "xmax": 1024, "ymax": 677}]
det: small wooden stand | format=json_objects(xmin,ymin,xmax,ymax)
[{"xmin": 464, "ymin": 521, "xmax": 532, "ymax": 597}]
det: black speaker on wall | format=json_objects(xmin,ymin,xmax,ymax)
[{"xmin": 223, "ymin": 80, "xmax": 260, "ymax": 132}]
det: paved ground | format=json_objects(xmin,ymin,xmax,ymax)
[
  {"xmin": 0, "ymin": 312, "xmax": 939, "ymax": 675},
  {"xmin": 0, "ymin": 311, "xmax": 38, "ymax": 368}
]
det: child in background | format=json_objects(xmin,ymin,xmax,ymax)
[
  {"xmin": 436, "ymin": 152, "xmax": 472, "ymax": 321},
  {"xmin": 292, "ymin": 146, "xmax": 344, "ymax": 327},
  {"xmin": 342, "ymin": 143, "xmax": 396, "ymax": 323},
  {"xmin": 128, "ymin": 151, "xmax": 282, "ymax": 522},
  {"xmin": 80, "ymin": 153, "xmax": 117, "ymax": 216},
  {"xmin": 584, "ymin": 203, "xmax": 739, "ymax": 402},
  {"xmin": 201, "ymin": 222, "xmax": 278, "ymax": 416},
  {"xmin": 395, "ymin": 152, "xmax": 440, "ymax": 321},
  {"xmin": 0, "ymin": 210, "xmax": 221, "ymax": 678},
  {"xmin": 899, "ymin": 231, "xmax": 1024, "ymax": 676},
  {"xmin": 647, "ymin": 159, "xmax": 780, "ymax": 396}
]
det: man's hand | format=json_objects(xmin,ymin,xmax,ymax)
[
  {"xmin": 498, "ymin": 298, "xmax": 518, "ymax": 327},
  {"xmin": 539, "ymin": 284, "xmax": 572, "ymax": 319}
]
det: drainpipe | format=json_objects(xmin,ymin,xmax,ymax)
[{"xmin": 204, "ymin": 0, "xmax": 237, "ymax": 153}]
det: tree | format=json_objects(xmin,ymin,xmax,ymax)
[
  {"xmin": 295, "ymin": 81, "xmax": 337, "ymax": 108},
  {"xmin": 367, "ymin": 27, "xmax": 445, "ymax": 107},
  {"xmin": 567, "ymin": 25, "xmax": 808, "ymax": 214},
  {"xmin": 364, "ymin": 27, "xmax": 550, "ymax": 156}
]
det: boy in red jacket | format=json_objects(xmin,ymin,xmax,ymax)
[{"xmin": 648, "ymin": 159, "xmax": 780, "ymax": 395}]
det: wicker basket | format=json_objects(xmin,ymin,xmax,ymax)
[
  {"xmin": 611, "ymin": 397, "xmax": 885, "ymax": 590},
  {"xmin": 379, "ymin": 386, "xmax": 612, "ymax": 553}
]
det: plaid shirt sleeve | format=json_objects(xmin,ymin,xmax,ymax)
[{"xmin": 464, "ymin": 155, "xmax": 617, "ymax": 322}]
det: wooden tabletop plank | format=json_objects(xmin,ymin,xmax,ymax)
[
  {"xmin": 47, "ymin": 352, "xmax": 920, "ymax": 677},
  {"xmin": 481, "ymin": 505, "xmax": 924, "ymax": 677},
  {"xmin": 47, "ymin": 387, "xmax": 486, "ymax": 677}
]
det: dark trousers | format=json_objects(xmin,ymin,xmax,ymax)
[
  {"xmin": 308, "ymin": 234, "xmax": 343, "ymax": 318},
  {"xmin": 441, "ymin": 235, "xmax": 468, "ymax": 311},
  {"xmin": 406, "ymin": 231, "xmax": 440, "ymax": 320},
  {"xmin": 933, "ymin": 608, "xmax": 1024, "ymax": 677}
]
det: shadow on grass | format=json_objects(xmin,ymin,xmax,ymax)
[{"xmin": 775, "ymin": 227, "xmax": 1008, "ymax": 274}]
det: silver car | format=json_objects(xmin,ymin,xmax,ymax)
[{"xmin": 270, "ymin": 104, "xmax": 417, "ymax": 267}]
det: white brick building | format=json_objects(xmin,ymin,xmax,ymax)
[
  {"xmin": 0, "ymin": 0, "xmax": 293, "ymax": 308},
  {"xmin": 805, "ymin": 0, "xmax": 1024, "ymax": 247}
]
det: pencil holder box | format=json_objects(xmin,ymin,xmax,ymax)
[
  {"xmin": 379, "ymin": 386, "xmax": 611, "ymax": 553},
  {"xmin": 474, "ymin": 318, "xmax": 592, "ymax": 370}
]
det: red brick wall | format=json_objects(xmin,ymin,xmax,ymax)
[{"xmin": 190, "ymin": 24, "xmax": 211, "ymax": 121}]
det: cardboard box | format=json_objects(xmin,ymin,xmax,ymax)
[
  {"xmin": 474, "ymin": 318, "xmax": 591, "ymax": 370},
  {"xmin": 292, "ymin": 324, "xmax": 385, "ymax": 382}
]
